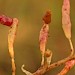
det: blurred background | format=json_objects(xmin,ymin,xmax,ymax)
[{"xmin": 0, "ymin": 0, "xmax": 75, "ymax": 75}]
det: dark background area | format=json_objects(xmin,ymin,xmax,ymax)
[{"xmin": 0, "ymin": 0, "xmax": 75, "ymax": 75}]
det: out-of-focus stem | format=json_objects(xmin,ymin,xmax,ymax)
[
  {"xmin": 8, "ymin": 18, "xmax": 18, "ymax": 75},
  {"xmin": 8, "ymin": 43, "xmax": 16, "ymax": 75}
]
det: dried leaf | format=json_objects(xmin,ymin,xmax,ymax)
[
  {"xmin": 39, "ymin": 24, "xmax": 49, "ymax": 54},
  {"xmin": 62, "ymin": 0, "xmax": 71, "ymax": 39}
]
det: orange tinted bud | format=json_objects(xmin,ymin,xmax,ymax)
[{"xmin": 43, "ymin": 10, "xmax": 51, "ymax": 24}]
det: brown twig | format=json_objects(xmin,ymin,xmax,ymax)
[{"xmin": 33, "ymin": 55, "xmax": 75, "ymax": 75}]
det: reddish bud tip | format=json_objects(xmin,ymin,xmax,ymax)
[
  {"xmin": 45, "ymin": 50, "xmax": 51, "ymax": 57},
  {"xmin": 0, "ymin": 15, "xmax": 13, "ymax": 27},
  {"xmin": 43, "ymin": 10, "xmax": 51, "ymax": 24}
]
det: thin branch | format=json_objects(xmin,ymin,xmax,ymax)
[{"xmin": 33, "ymin": 55, "xmax": 75, "ymax": 75}]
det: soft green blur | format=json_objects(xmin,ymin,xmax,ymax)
[{"xmin": 0, "ymin": 0, "xmax": 75, "ymax": 75}]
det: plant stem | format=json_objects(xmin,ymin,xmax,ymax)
[
  {"xmin": 33, "ymin": 55, "xmax": 75, "ymax": 75},
  {"xmin": 68, "ymin": 39, "xmax": 74, "ymax": 56}
]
